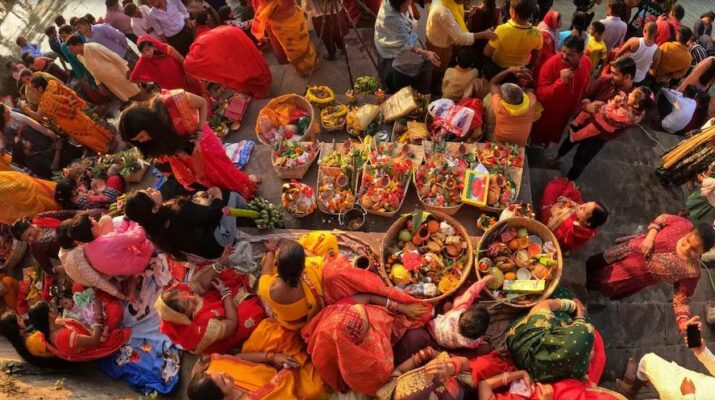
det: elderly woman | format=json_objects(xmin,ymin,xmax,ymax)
[
  {"xmin": 27, "ymin": 301, "xmax": 130, "ymax": 362},
  {"xmin": 587, "ymin": 214, "xmax": 715, "ymax": 334},
  {"xmin": 507, "ymin": 297, "xmax": 595, "ymax": 382},
  {"xmin": 155, "ymin": 248, "xmax": 264, "ymax": 354},
  {"xmin": 425, "ymin": 0, "xmax": 496, "ymax": 93},
  {"xmin": 374, "ymin": 0, "xmax": 440, "ymax": 93}
]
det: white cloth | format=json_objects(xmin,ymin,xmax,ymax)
[
  {"xmin": 132, "ymin": 5, "xmax": 162, "ymax": 40},
  {"xmin": 630, "ymin": 38, "xmax": 658, "ymax": 83},
  {"xmin": 661, "ymin": 88, "xmax": 697, "ymax": 133},
  {"xmin": 150, "ymin": 0, "xmax": 189, "ymax": 37},
  {"xmin": 637, "ymin": 350, "xmax": 715, "ymax": 400},
  {"xmin": 600, "ymin": 16, "xmax": 627, "ymax": 50},
  {"xmin": 426, "ymin": 1, "xmax": 474, "ymax": 48}
]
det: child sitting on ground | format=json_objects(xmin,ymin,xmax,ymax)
[
  {"xmin": 586, "ymin": 21, "xmax": 608, "ymax": 75},
  {"xmin": 442, "ymin": 48, "xmax": 489, "ymax": 101},
  {"xmin": 569, "ymin": 86, "xmax": 654, "ymax": 142},
  {"xmin": 59, "ymin": 287, "xmax": 124, "ymax": 334},
  {"xmin": 428, "ymin": 275, "xmax": 492, "ymax": 349}
]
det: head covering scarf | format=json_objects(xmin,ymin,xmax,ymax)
[{"xmin": 537, "ymin": 10, "xmax": 561, "ymax": 43}]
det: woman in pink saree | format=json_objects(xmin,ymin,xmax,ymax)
[{"xmin": 301, "ymin": 256, "xmax": 432, "ymax": 395}]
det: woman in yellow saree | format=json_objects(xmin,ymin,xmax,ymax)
[
  {"xmin": 21, "ymin": 76, "xmax": 115, "ymax": 154},
  {"xmin": 251, "ymin": 0, "xmax": 319, "ymax": 76},
  {"xmin": 233, "ymin": 232, "xmax": 338, "ymax": 399},
  {"xmin": 0, "ymin": 171, "xmax": 58, "ymax": 225}
]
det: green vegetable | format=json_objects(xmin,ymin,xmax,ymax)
[{"xmin": 353, "ymin": 76, "xmax": 379, "ymax": 95}]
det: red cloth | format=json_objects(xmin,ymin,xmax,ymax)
[
  {"xmin": 130, "ymin": 35, "xmax": 202, "ymax": 95},
  {"xmin": 49, "ymin": 319, "xmax": 131, "ymax": 362},
  {"xmin": 105, "ymin": 175, "xmax": 126, "ymax": 193},
  {"xmin": 533, "ymin": 11, "xmax": 560, "ymax": 77},
  {"xmin": 655, "ymin": 17, "xmax": 681, "ymax": 45},
  {"xmin": 159, "ymin": 269, "xmax": 265, "ymax": 354},
  {"xmin": 162, "ymin": 90, "xmax": 257, "ymax": 200},
  {"xmin": 301, "ymin": 256, "xmax": 432, "ymax": 395},
  {"xmin": 457, "ymin": 98, "xmax": 484, "ymax": 130},
  {"xmin": 539, "ymin": 177, "xmax": 598, "ymax": 252},
  {"xmin": 184, "ymin": 26, "xmax": 271, "ymax": 99},
  {"xmin": 469, "ymin": 351, "xmax": 516, "ymax": 381},
  {"xmin": 530, "ymin": 54, "xmax": 591, "ymax": 146}
]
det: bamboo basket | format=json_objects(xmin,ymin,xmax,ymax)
[
  {"xmin": 315, "ymin": 142, "xmax": 365, "ymax": 215},
  {"xmin": 255, "ymin": 94, "xmax": 319, "ymax": 145},
  {"xmin": 475, "ymin": 217, "xmax": 563, "ymax": 308},
  {"xmin": 271, "ymin": 141, "xmax": 321, "ymax": 180},
  {"xmin": 358, "ymin": 163, "xmax": 411, "ymax": 217},
  {"xmin": 379, "ymin": 211, "xmax": 474, "ymax": 302}
]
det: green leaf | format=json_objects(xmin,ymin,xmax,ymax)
[{"xmin": 410, "ymin": 211, "xmax": 432, "ymax": 236}]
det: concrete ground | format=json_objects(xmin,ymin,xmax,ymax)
[{"xmin": 0, "ymin": 1, "xmax": 713, "ymax": 399}]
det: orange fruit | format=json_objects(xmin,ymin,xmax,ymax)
[
  {"xmin": 507, "ymin": 239, "xmax": 520, "ymax": 251},
  {"xmin": 504, "ymin": 272, "xmax": 517, "ymax": 281}
]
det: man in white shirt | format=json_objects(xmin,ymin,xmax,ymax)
[
  {"xmin": 149, "ymin": 0, "xmax": 194, "ymax": 56},
  {"xmin": 659, "ymin": 85, "xmax": 698, "ymax": 134},
  {"xmin": 600, "ymin": 0, "xmax": 627, "ymax": 51},
  {"xmin": 124, "ymin": 3, "xmax": 163, "ymax": 41}
]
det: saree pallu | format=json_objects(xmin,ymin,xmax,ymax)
[
  {"xmin": 184, "ymin": 26, "xmax": 271, "ymax": 99},
  {"xmin": 252, "ymin": 0, "xmax": 317, "ymax": 75},
  {"xmin": 38, "ymin": 80, "xmax": 114, "ymax": 153},
  {"xmin": 0, "ymin": 172, "xmax": 58, "ymax": 224},
  {"xmin": 506, "ymin": 309, "xmax": 595, "ymax": 382},
  {"xmin": 241, "ymin": 318, "xmax": 326, "ymax": 399},
  {"xmin": 157, "ymin": 270, "xmax": 265, "ymax": 354},
  {"xmin": 0, "ymin": 153, "xmax": 12, "ymax": 171},
  {"xmin": 540, "ymin": 177, "xmax": 597, "ymax": 252},
  {"xmin": 301, "ymin": 257, "xmax": 432, "ymax": 395},
  {"xmin": 162, "ymin": 90, "xmax": 257, "ymax": 200},
  {"xmin": 130, "ymin": 35, "xmax": 202, "ymax": 95},
  {"xmin": 49, "ymin": 319, "xmax": 132, "ymax": 362},
  {"xmin": 207, "ymin": 354, "xmax": 305, "ymax": 399}
]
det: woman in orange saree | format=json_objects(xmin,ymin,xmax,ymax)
[
  {"xmin": 155, "ymin": 260, "xmax": 265, "ymax": 355},
  {"xmin": 21, "ymin": 77, "xmax": 115, "ymax": 154},
  {"xmin": 0, "ymin": 171, "xmax": 58, "ymax": 225},
  {"xmin": 27, "ymin": 301, "xmax": 131, "ymax": 362},
  {"xmin": 251, "ymin": 0, "xmax": 318, "ymax": 76},
  {"xmin": 120, "ymin": 90, "xmax": 259, "ymax": 200},
  {"xmin": 301, "ymin": 255, "xmax": 432, "ymax": 395}
]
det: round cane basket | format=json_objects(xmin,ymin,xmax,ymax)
[
  {"xmin": 413, "ymin": 171, "xmax": 463, "ymax": 216},
  {"xmin": 255, "ymin": 94, "xmax": 319, "ymax": 145},
  {"xmin": 271, "ymin": 142, "xmax": 321, "ymax": 180},
  {"xmin": 475, "ymin": 217, "xmax": 563, "ymax": 308},
  {"xmin": 379, "ymin": 211, "xmax": 473, "ymax": 303}
]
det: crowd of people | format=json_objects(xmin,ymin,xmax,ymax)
[{"xmin": 0, "ymin": 0, "xmax": 714, "ymax": 398}]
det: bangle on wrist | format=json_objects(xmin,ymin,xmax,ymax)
[
  {"xmin": 212, "ymin": 262, "xmax": 224, "ymax": 273},
  {"xmin": 221, "ymin": 289, "xmax": 232, "ymax": 300},
  {"xmin": 267, "ymin": 351, "xmax": 275, "ymax": 364}
]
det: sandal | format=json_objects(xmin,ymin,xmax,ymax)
[{"xmin": 615, "ymin": 358, "xmax": 645, "ymax": 399}]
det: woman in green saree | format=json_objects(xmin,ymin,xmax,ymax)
[{"xmin": 506, "ymin": 297, "xmax": 595, "ymax": 383}]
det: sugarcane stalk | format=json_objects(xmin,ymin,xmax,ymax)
[{"xmin": 222, "ymin": 207, "xmax": 261, "ymax": 219}]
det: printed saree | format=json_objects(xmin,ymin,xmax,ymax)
[
  {"xmin": 161, "ymin": 89, "xmax": 257, "ymax": 200},
  {"xmin": 38, "ymin": 80, "xmax": 114, "ymax": 153},
  {"xmin": 0, "ymin": 171, "xmax": 58, "ymax": 224},
  {"xmin": 301, "ymin": 256, "xmax": 433, "ymax": 395},
  {"xmin": 506, "ymin": 308, "xmax": 595, "ymax": 382},
  {"xmin": 155, "ymin": 269, "xmax": 265, "ymax": 354}
]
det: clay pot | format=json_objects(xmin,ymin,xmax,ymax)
[
  {"xmin": 427, "ymin": 219, "xmax": 440, "ymax": 234},
  {"xmin": 417, "ymin": 224, "xmax": 431, "ymax": 241}
]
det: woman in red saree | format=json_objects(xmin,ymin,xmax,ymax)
[
  {"xmin": 540, "ymin": 177, "xmax": 608, "ymax": 252},
  {"xmin": 155, "ymin": 259, "xmax": 265, "ymax": 355},
  {"xmin": 587, "ymin": 215, "xmax": 715, "ymax": 334},
  {"xmin": 475, "ymin": 330, "xmax": 626, "ymax": 400},
  {"xmin": 119, "ymin": 89, "xmax": 259, "ymax": 200},
  {"xmin": 184, "ymin": 26, "xmax": 271, "ymax": 99},
  {"xmin": 534, "ymin": 11, "xmax": 561, "ymax": 77},
  {"xmin": 301, "ymin": 256, "xmax": 432, "ymax": 395},
  {"xmin": 27, "ymin": 301, "xmax": 131, "ymax": 362},
  {"xmin": 130, "ymin": 35, "xmax": 202, "ymax": 94}
]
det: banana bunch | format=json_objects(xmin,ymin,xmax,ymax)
[
  {"xmin": 320, "ymin": 105, "xmax": 348, "ymax": 128},
  {"xmin": 248, "ymin": 197, "xmax": 286, "ymax": 230},
  {"xmin": 353, "ymin": 76, "xmax": 379, "ymax": 95}
]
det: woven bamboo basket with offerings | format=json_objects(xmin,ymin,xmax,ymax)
[
  {"xmin": 475, "ymin": 217, "xmax": 563, "ymax": 308},
  {"xmin": 271, "ymin": 140, "xmax": 321, "ymax": 180},
  {"xmin": 320, "ymin": 103, "xmax": 348, "ymax": 132},
  {"xmin": 380, "ymin": 211, "xmax": 473, "ymax": 302},
  {"xmin": 316, "ymin": 141, "xmax": 367, "ymax": 215},
  {"xmin": 255, "ymin": 94, "xmax": 319, "ymax": 145}
]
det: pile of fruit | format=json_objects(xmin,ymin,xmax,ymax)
[
  {"xmin": 384, "ymin": 212, "xmax": 470, "ymax": 299},
  {"xmin": 359, "ymin": 164, "xmax": 407, "ymax": 214},
  {"xmin": 305, "ymin": 86, "xmax": 335, "ymax": 106},
  {"xmin": 281, "ymin": 182, "xmax": 316, "ymax": 217},
  {"xmin": 317, "ymin": 167, "xmax": 356, "ymax": 214},
  {"xmin": 368, "ymin": 142, "xmax": 420, "ymax": 170},
  {"xmin": 272, "ymin": 140, "xmax": 320, "ymax": 169},
  {"xmin": 415, "ymin": 153, "xmax": 466, "ymax": 208},
  {"xmin": 478, "ymin": 224, "xmax": 558, "ymax": 301},
  {"xmin": 320, "ymin": 105, "xmax": 348, "ymax": 130},
  {"xmin": 477, "ymin": 142, "xmax": 525, "ymax": 169},
  {"xmin": 247, "ymin": 197, "xmax": 286, "ymax": 229},
  {"xmin": 485, "ymin": 170, "xmax": 517, "ymax": 209}
]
